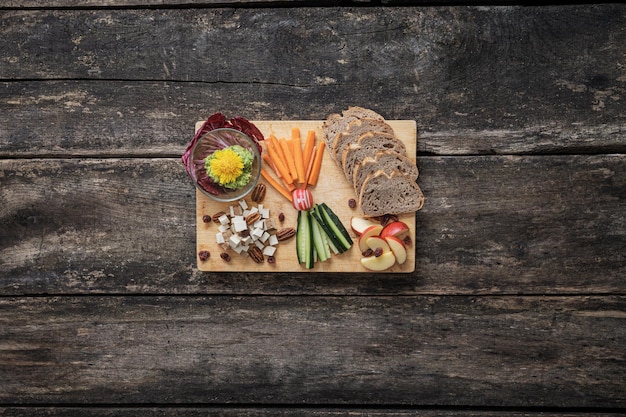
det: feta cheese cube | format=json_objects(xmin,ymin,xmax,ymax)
[
  {"xmin": 233, "ymin": 220, "xmax": 247, "ymax": 233},
  {"xmin": 268, "ymin": 234, "xmax": 279, "ymax": 246},
  {"xmin": 216, "ymin": 232, "xmax": 225, "ymax": 244},
  {"xmin": 263, "ymin": 246, "xmax": 276, "ymax": 256},
  {"xmin": 260, "ymin": 231, "xmax": 270, "ymax": 243},
  {"xmin": 238, "ymin": 199, "xmax": 248, "ymax": 210},
  {"xmin": 218, "ymin": 214, "xmax": 230, "ymax": 225}
]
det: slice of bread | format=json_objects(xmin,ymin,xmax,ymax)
[
  {"xmin": 341, "ymin": 132, "xmax": 407, "ymax": 182},
  {"xmin": 321, "ymin": 107, "xmax": 385, "ymax": 160},
  {"xmin": 358, "ymin": 170, "xmax": 424, "ymax": 217},
  {"xmin": 332, "ymin": 118, "xmax": 394, "ymax": 165},
  {"xmin": 353, "ymin": 150, "xmax": 419, "ymax": 192}
]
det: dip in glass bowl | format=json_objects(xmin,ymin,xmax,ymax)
[{"xmin": 188, "ymin": 128, "xmax": 261, "ymax": 202}]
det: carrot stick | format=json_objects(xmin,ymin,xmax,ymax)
[
  {"xmin": 279, "ymin": 138, "xmax": 298, "ymax": 181},
  {"xmin": 261, "ymin": 168, "xmax": 293, "ymax": 202},
  {"xmin": 269, "ymin": 135, "xmax": 286, "ymax": 165},
  {"xmin": 307, "ymin": 141, "xmax": 326, "ymax": 186},
  {"xmin": 292, "ymin": 138, "xmax": 306, "ymax": 185},
  {"xmin": 302, "ymin": 130, "xmax": 316, "ymax": 170},
  {"xmin": 304, "ymin": 145, "xmax": 316, "ymax": 188},
  {"xmin": 291, "ymin": 127, "xmax": 300, "ymax": 140},
  {"xmin": 263, "ymin": 152, "xmax": 296, "ymax": 191},
  {"xmin": 266, "ymin": 141, "xmax": 293, "ymax": 185}
]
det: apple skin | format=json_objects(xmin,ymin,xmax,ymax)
[
  {"xmin": 361, "ymin": 250, "xmax": 396, "ymax": 271},
  {"xmin": 357, "ymin": 224, "xmax": 383, "ymax": 252},
  {"xmin": 380, "ymin": 221, "xmax": 410, "ymax": 240},
  {"xmin": 385, "ymin": 236, "xmax": 407, "ymax": 265},
  {"xmin": 350, "ymin": 216, "xmax": 379, "ymax": 236}
]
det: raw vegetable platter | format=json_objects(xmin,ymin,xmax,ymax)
[{"xmin": 195, "ymin": 120, "xmax": 417, "ymax": 273}]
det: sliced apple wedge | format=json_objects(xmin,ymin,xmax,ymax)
[
  {"xmin": 361, "ymin": 251, "xmax": 396, "ymax": 271},
  {"xmin": 380, "ymin": 221, "xmax": 410, "ymax": 240},
  {"xmin": 357, "ymin": 224, "xmax": 384, "ymax": 253},
  {"xmin": 366, "ymin": 236, "xmax": 391, "ymax": 253},
  {"xmin": 385, "ymin": 236, "xmax": 407, "ymax": 265},
  {"xmin": 350, "ymin": 216, "xmax": 379, "ymax": 236}
]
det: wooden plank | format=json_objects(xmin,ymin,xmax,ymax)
[
  {"xmin": 1, "ymin": 408, "xmax": 624, "ymax": 417},
  {"xmin": 195, "ymin": 120, "xmax": 417, "ymax": 273},
  {"xmin": 1, "ymin": 155, "xmax": 624, "ymax": 294},
  {"xmin": 1, "ymin": 295, "xmax": 624, "ymax": 406},
  {"xmin": 1, "ymin": 5, "xmax": 625, "ymax": 156},
  {"xmin": 2, "ymin": 81, "xmax": 624, "ymax": 158}
]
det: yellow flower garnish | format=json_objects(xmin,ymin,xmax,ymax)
[{"xmin": 209, "ymin": 148, "xmax": 244, "ymax": 185}]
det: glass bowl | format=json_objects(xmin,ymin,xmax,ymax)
[{"xmin": 188, "ymin": 128, "xmax": 261, "ymax": 202}]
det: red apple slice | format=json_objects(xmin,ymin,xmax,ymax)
[
  {"xmin": 385, "ymin": 236, "xmax": 407, "ymax": 265},
  {"xmin": 357, "ymin": 224, "xmax": 383, "ymax": 252},
  {"xmin": 366, "ymin": 236, "xmax": 391, "ymax": 253},
  {"xmin": 380, "ymin": 221, "xmax": 410, "ymax": 240},
  {"xmin": 350, "ymin": 216, "xmax": 379, "ymax": 236},
  {"xmin": 361, "ymin": 251, "xmax": 396, "ymax": 271}
]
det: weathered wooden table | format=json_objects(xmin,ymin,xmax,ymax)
[{"xmin": 1, "ymin": 1, "xmax": 625, "ymax": 415}]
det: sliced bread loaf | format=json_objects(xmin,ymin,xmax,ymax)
[
  {"xmin": 332, "ymin": 118, "xmax": 395, "ymax": 164},
  {"xmin": 358, "ymin": 170, "xmax": 424, "ymax": 217},
  {"xmin": 321, "ymin": 107, "xmax": 385, "ymax": 160},
  {"xmin": 341, "ymin": 131, "xmax": 407, "ymax": 182},
  {"xmin": 353, "ymin": 150, "xmax": 419, "ymax": 192}
]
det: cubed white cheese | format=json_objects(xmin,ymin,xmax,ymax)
[
  {"xmin": 242, "ymin": 209, "xmax": 251, "ymax": 217},
  {"xmin": 216, "ymin": 233, "xmax": 225, "ymax": 244},
  {"xmin": 229, "ymin": 234, "xmax": 241, "ymax": 247},
  {"xmin": 229, "ymin": 205, "xmax": 235, "ymax": 217},
  {"xmin": 261, "ymin": 208, "xmax": 270, "ymax": 219},
  {"xmin": 255, "ymin": 240, "xmax": 265, "ymax": 250},
  {"xmin": 233, "ymin": 220, "xmax": 247, "ymax": 233},
  {"xmin": 249, "ymin": 206, "xmax": 259, "ymax": 214},
  {"xmin": 263, "ymin": 246, "xmax": 276, "ymax": 256},
  {"xmin": 252, "ymin": 227, "xmax": 264, "ymax": 239},
  {"xmin": 238, "ymin": 199, "xmax": 248, "ymax": 210},
  {"xmin": 260, "ymin": 231, "xmax": 270, "ymax": 243},
  {"xmin": 268, "ymin": 234, "xmax": 279, "ymax": 246},
  {"xmin": 218, "ymin": 224, "xmax": 230, "ymax": 233},
  {"xmin": 218, "ymin": 214, "xmax": 230, "ymax": 225}
]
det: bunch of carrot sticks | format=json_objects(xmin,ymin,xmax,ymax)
[{"xmin": 260, "ymin": 127, "xmax": 325, "ymax": 202}]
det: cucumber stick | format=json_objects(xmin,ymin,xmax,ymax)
[
  {"xmin": 296, "ymin": 209, "xmax": 314, "ymax": 269},
  {"xmin": 311, "ymin": 215, "xmax": 330, "ymax": 262},
  {"xmin": 296, "ymin": 203, "xmax": 353, "ymax": 269},
  {"xmin": 318, "ymin": 203, "xmax": 353, "ymax": 251}
]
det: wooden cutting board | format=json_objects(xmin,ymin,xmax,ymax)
[{"xmin": 195, "ymin": 120, "xmax": 417, "ymax": 273}]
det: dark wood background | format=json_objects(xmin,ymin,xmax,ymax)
[{"xmin": 1, "ymin": 1, "xmax": 625, "ymax": 416}]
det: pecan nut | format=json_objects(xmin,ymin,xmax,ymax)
[
  {"xmin": 250, "ymin": 183, "xmax": 267, "ymax": 203},
  {"xmin": 276, "ymin": 227, "xmax": 296, "ymax": 241},
  {"xmin": 245, "ymin": 212, "xmax": 262, "ymax": 226},
  {"xmin": 248, "ymin": 246, "xmax": 264, "ymax": 263}
]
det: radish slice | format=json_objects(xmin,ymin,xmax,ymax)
[{"xmin": 292, "ymin": 189, "xmax": 314, "ymax": 211}]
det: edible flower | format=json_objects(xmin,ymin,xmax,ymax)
[{"xmin": 205, "ymin": 145, "xmax": 254, "ymax": 189}]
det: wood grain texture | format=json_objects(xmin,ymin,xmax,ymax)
[
  {"xmin": 1, "ymin": 295, "xmax": 624, "ymax": 406},
  {"xmin": 2, "ymin": 155, "xmax": 624, "ymax": 295},
  {"xmin": 195, "ymin": 120, "xmax": 417, "ymax": 273},
  {"xmin": 1, "ymin": 410, "xmax": 624, "ymax": 417},
  {"xmin": 2, "ymin": 5, "xmax": 625, "ymax": 157}
]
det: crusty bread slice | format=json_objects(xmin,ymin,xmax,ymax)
[
  {"xmin": 341, "ymin": 131, "xmax": 407, "ymax": 182},
  {"xmin": 358, "ymin": 170, "xmax": 424, "ymax": 217},
  {"xmin": 321, "ymin": 107, "xmax": 385, "ymax": 161},
  {"xmin": 353, "ymin": 150, "xmax": 419, "ymax": 192},
  {"xmin": 332, "ymin": 119, "xmax": 394, "ymax": 165}
]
